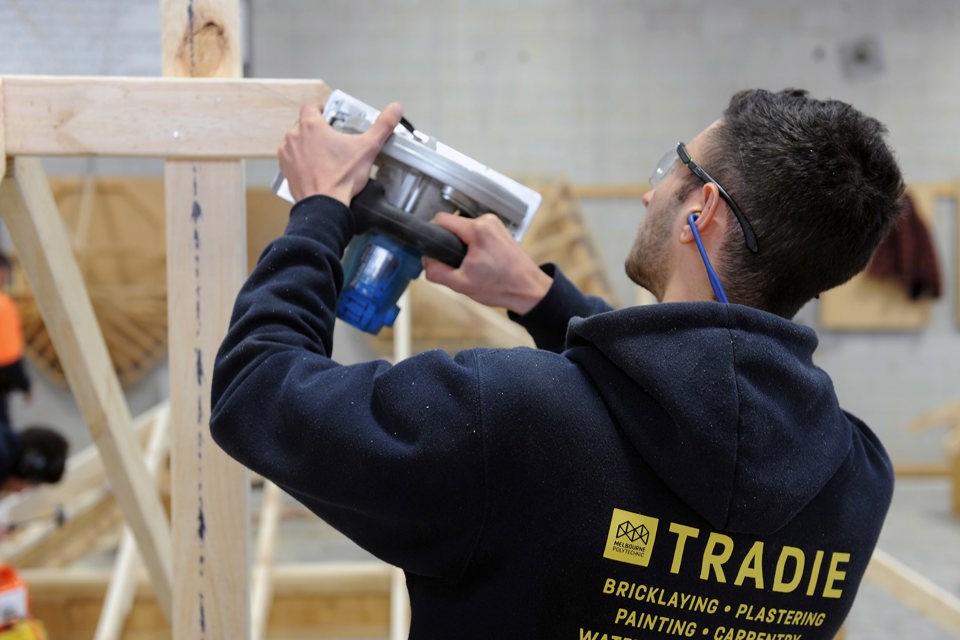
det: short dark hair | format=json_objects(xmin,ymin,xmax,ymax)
[
  {"xmin": 16, "ymin": 425, "xmax": 69, "ymax": 484},
  {"xmin": 689, "ymin": 89, "xmax": 904, "ymax": 317}
]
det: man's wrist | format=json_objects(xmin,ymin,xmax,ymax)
[
  {"xmin": 508, "ymin": 267, "xmax": 554, "ymax": 316},
  {"xmin": 291, "ymin": 183, "xmax": 353, "ymax": 208}
]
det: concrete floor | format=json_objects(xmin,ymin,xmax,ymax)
[{"xmin": 844, "ymin": 478, "xmax": 960, "ymax": 639}]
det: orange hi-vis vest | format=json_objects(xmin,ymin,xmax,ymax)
[{"xmin": 0, "ymin": 293, "xmax": 25, "ymax": 367}]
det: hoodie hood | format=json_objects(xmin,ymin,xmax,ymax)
[{"xmin": 565, "ymin": 302, "xmax": 851, "ymax": 535}]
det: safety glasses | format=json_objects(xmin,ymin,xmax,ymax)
[{"xmin": 650, "ymin": 142, "xmax": 759, "ymax": 254}]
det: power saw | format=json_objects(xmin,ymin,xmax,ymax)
[{"xmin": 273, "ymin": 90, "xmax": 541, "ymax": 334}]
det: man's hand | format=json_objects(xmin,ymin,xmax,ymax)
[
  {"xmin": 278, "ymin": 102, "xmax": 404, "ymax": 206},
  {"xmin": 424, "ymin": 213, "xmax": 552, "ymax": 316}
]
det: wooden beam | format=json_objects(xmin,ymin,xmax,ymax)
[
  {"xmin": 390, "ymin": 566, "xmax": 410, "ymax": 639},
  {"xmin": 94, "ymin": 407, "xmax": 170, "ymax": 640},
  {"xmin": 25, "ymin": 563, "xmax": 393, "ymax": 640},
  {"xmin": 1, "ymin": 75, "xmax": 329, "ymax": 158},
  {"xmin": 250, "ymin": 482, "xmax": 281, "ymax": 640},
  {"xmin": 164, "ymin": 133, "xmax": 252, "ymax": 639},
  {"xmin": 866, "ymin": 548, "xmax": 960, "ymax": 634},
  {"xmin": 161, "ymin": 2, "xmax": 250, "ymax": 639},
  {"xmin": 390, "ymin": 308, "xmax": 411, "ymax": 639},
  {"xmin": 0, "ymin": 157, "xmax": 173, "ymax": 617},
  {"xmin": 6, "ymin": 487, "xmax": 123, "ymax": 569},
  {"xmin": 910, "ymin": 398, "xmax": 960, "ymax": 431},
  {"xmin": 894, "ymin": 463, "xmax": 950, "ymax": 478},
  {"xmin": 571, "ymin": 184, "xmax": 648, "ymax": 200}
]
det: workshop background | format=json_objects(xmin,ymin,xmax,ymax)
[{"xmin": 1, "ymin": 1, "xmax": 958, "ymax": 638}]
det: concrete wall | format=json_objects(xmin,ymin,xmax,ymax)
[{"xmin": 1, "ymin": 0, "xmax": 958, "ymax": 465}]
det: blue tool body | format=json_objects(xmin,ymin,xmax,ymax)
[{"xmin": 336, "ymin": 232, "xmax": 425, "ymax": 333}]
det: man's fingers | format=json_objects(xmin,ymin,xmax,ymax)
[
  {"xmin": 422, "ymin": 257, "xmax": 447, "ymax": 280},
  {"xmin": 430, "ymin": 212, "xmax": 478, "ymax": 242},
  {"xmin": 423, "ymin": 257, "xmax": 464, "ymax": 289},
  {"xmin": 298, "ymin": 103, "xmax": 325, "ymax": 127},
  {"xmin": 368, "ymin": 102, "xmax": 404, "ymax": 146}
]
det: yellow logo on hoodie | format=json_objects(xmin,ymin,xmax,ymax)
[{"xmin": 603, "ymin": 508, "xmax": 659, "ymax": 567}]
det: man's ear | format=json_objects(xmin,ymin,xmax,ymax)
[
  {"xmin": 684, "ymin": 182, "xmax": 729, "ymax": 241},
  {"xmin": 680, "ymin": 183, "xmax": 727, "ymax": 244}
]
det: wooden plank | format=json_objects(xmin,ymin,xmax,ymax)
[
  {"xmin": 390, "ymin": 567, "xmax": 410, "ymax": 639},
  {"xmin": 25, "ymin": 563, "xmax": 393, "ymax": 640},
  {"xmin": 165, "ymin": 160, "xmax": 251, "ymax": 636},
  {"xmin": 250, "ymin": 482, "xmax": 281, "ymax": 640},
  {"xmin": 389, "ymin": 299, "xmax": 412, "ymax": 639},
  {"xmin": 0, "ymin": 157, "xmax": 173, "ymax": 616},
  {"xmin": 161, "ymin": 2, "xmax": 250, "ymax": 639},
  {"xmin": 2, "ymin": 75, "xmax": 330, "ymax": 158},
  {"xmin": 8, "ymin": 487, "xmax": 123, "ymax": 569},
  {"xmin": 893, "ymin": 463, "xmax": 950, "ymax": 478},
  {"xmin": 909, "ymin": 398, "xmax": 960, "ymax": 432},
  {"xmin": 865, "ymin": 548, "xmax": 960, "ymax": 634},
  {"xmin": 907, "ymin": 397, "xmax": 960, "ymax": 515},
  {"xmin": 94, "ymin": 407, "xmax": 170, "ymax": 640},
  {"xmin": 571, "ymin": 184, "xmax": 649, "ymax": 199}
]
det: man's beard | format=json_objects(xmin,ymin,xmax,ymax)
[{"xmin": 624, "ymin": 208, "xmax": 673, "ymax": 301}]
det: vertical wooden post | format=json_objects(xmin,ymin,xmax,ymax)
[
  {"xmin": 94, "ymin": 406, "xmax": 171, "ymax": 640},
  {"xmin": 0, "ymin": 158, "xmax": 174, "ymax": 616},
  {"xmin": 250, "ymin": 481, "xmax": 281, "ymax": 640},
  {"xmin": 161, "ymin": 1, "xmax": 250, "ymax": 638},
  {"xmin": 391, "ymin": 299, "xmax": 412, "ymax": 638}
]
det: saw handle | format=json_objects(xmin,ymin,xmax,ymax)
[{"xmin": 351, "ymin": 181, "xmax": 467, "ymax": 267}]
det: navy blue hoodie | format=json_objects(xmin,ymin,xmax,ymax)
[{"xmin": 211, "ymin": 196, "xmax": 893, "ymax": 639}]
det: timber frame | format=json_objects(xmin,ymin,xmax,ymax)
[
  {"xmin": 0, "ymin": 71, "xmax": 329, "ymax": 637},
  {"xmin": 1, "ymin": 0, "xmax": 333, "ymax": 632}
]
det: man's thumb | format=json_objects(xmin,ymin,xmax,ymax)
[{"xmin": 370, "ymin": 102, "xmax": 404, "ymax": 145}]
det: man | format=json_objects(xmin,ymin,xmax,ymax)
[
  {"xmin": 0, "ymin": 254, "xmax": 31, "ymax": 426},
  {"xmin": 0, "ymin": 424, "xmax": 68, "ymax": 495},
  {"xmin": 211, "ymin": 89, "xmax": 904, "ymax": 638}
]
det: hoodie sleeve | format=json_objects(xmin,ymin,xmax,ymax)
[
  {"xmin": 508, "ymin": 263, "xmax": 613, "ymax": 353},
  {"xmin": 210, "ymin": 196, "xmax": 486, "ymax": 579}
]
